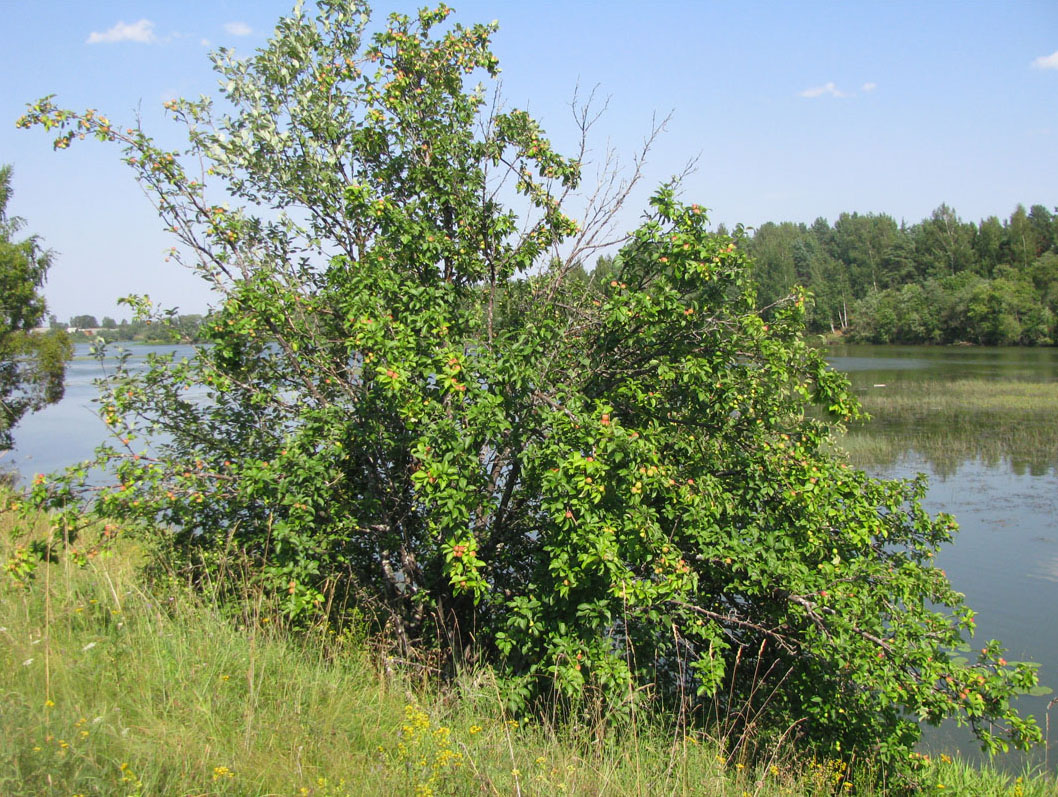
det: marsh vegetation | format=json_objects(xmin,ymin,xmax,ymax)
[{"xmin": 841, "ymin": 378, "xmax": 1058, "ymax": 475}]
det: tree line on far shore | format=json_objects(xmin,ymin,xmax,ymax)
[
  {"xmin": 739, "ymin": 203, "xmax": 1058, "ymax": 345},
  {"xmin": 55, "ymin": 313, "xmax": 206, "ymax": 343}
]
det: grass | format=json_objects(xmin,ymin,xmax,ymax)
[
  {"xmin": 3, "ymin": 496, "xmax": 1058, "ymax": 795},
  {"xmin": 837, "ymin": 378, "xmax": 1058, "ymax": 474}
]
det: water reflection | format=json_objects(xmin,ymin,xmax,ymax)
[
  {"xmin": 831, "ymin": 343, "xmax": 1058, "ymax": 382},
  {"xmin": 1031, "ymin": 554, "xmax": 1058, "ymax": 585},
  {"xmin": 840, "ymin": 426, "xmax": 1057, "ymax": 478}
]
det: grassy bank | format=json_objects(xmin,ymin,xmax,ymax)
[{"xmin": 3, "ymin": 499, "xmax": 1056, "ymax": 795}]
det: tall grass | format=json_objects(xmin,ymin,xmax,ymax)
[{"xmin": 3, "ymin": 497, "xmax": 1057, "ymax": 795}]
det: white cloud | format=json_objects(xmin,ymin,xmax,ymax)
[
  {"xmin": 799, "ymin": 81, "xmax": 848, "ymax": 99},
  {"xmin": 224, "ymin": 21, "xmax": 252, "ymax": 36},
  {"xmin": 1031, "ymin": 50, "xmax": 1058, "ymax": 70},
  {"xmin": 861, "ymin": 82, "xmax": 877, "ymax": 93},
  {"xmin": 87, "ymin": 19, "xmax": 156, "ymax": 45}
]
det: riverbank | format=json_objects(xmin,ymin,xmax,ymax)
[{"xmin": 3, "ymin": 498, "xmax": 1056, "ymax": 795}]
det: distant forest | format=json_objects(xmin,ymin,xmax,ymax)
[{"xmin": 739, "ymin": 203, "xmax": 1058, "ymax": 345}]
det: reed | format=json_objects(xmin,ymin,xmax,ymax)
[{"xmin": 838, "ymin": 378, "xmax": 1058, "ymax": 474}]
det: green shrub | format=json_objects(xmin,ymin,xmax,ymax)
[{"xmin": 18, "ymin": 0, "xmax": 1042, "ymax": 774}]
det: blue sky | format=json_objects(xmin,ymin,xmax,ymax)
[{"xmin": 2, "ymin": 1, "xmax": 1056, "ymax": 321}]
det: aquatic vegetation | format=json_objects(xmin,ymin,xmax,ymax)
[{"xmin": 839, "ymin": 378, "xmax": 1058, "ymax": 474}]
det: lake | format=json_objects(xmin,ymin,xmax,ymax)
[{"xmin": 4, "ymin": 342, "xmax": 1058, "ymax": 768}]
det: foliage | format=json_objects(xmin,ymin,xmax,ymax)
[
  {"xmin": 18, "ymin": 0, "xmax": 1043, "ymax": 771},
  {"xmin": 68, "ymin": 314, "xmax": 98, "ymax": 329},
  {"xmin": 0, "ymin": 164, "xmax": 72, "ymax": 451},
  {"xmin": 743, "ymin": 203, "xmax": 1058, "ymax": 343}
]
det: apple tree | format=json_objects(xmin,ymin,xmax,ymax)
[{"xmin": 18, "ymin": 0, "xmax": 1042, "ymax": 770}]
